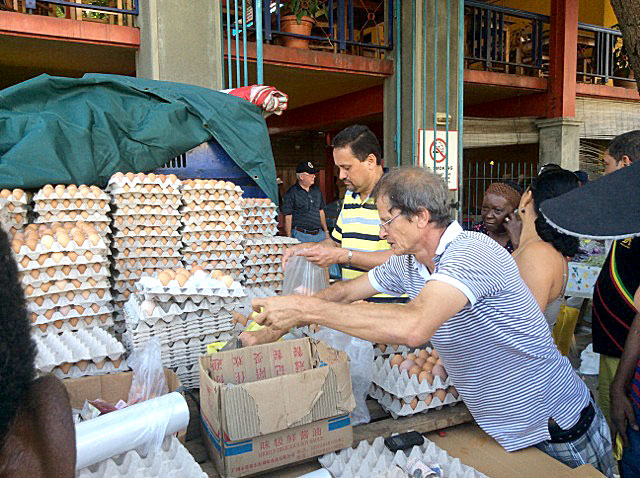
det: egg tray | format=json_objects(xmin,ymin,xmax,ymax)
[
  {"xmin": 111, "ymin": 195, "xmax": 182, "ymax": 207},
  {"xmin": 184, "ymin": 250, "xmax": 246, "ymax": 262},
  {"xmin": 373, "ymin": 344, "xmax": 416, "ymax": 357},
  {"xmin": 234, "ymin": 286, "xmax": 278, "ymax": 317},
  {"xmin": 112, "ymin": 257, "xmax": 182, "ymax": 271},
  {"xmin": 182, "ymin": 180, "xmax": 242, "ymax": 191},
  {"xmin": 33, "ymin": 188, "xmax": 109, "ymax": 202},
  {"xmin": 125, "ymin": 303, "xmax": 236, "ymax": 331},
  {"xmin": 244, "ymin": 263, "xmax": 283, "ymax": 275},
  {"xmin": 33, "ymin": 327, "xmax": 125, "ymax": 373},
  {"xmin": 14, "ymin": 240, "xmax": 108, "ymax": 260},
  {"xmin": 126, "ymin": 294, "xmax": 238, "ymax": 321},
  {"xmin": 182, "ymin": 242, "xmax": 244, "ymax": 254},
  {"xmin": 27, "ymin": 291, "xmax": 113, "ymax": 314},
  {"xmin": 243, "ymin": 225, "xmax": 279, "ymax": 235},
  {"xmin": 181, "ymin": 215, "xmax": 244, "ymax": 228},
  {"xmin": 243, "ymin": 207, "xmax": 278, "ymax": 218},
  {"xmin": 369, "ymin": 385, "xmax": 463, "ymax": 419},
  {"xmin": 242, "ymin": 255, "xmax": 282, "ymax": 267},
  {"xmin": 17, "ymin": 254, "xmax": 109, "ymax": 273},
  {"xmin": 111, "ymin": 248, "xmax": 182, "ymax": 259},
  {"xmin": 318, "ymin": 436, "xmax": 486, "ymax": 478},
  {"xmin": 172, "ymin": 367, "xmax": 200, "ymax": 389},
  {"xmin": 243, "ymin": 198, "xmax": 277, "ymax": 208},
  {"xmin": 0, "ymin": 190, "xmax": 30, "ymax": 205},
  {"xmin": 34, "ymin": 202, "xmax": 110, "ymax": 214},
  {"xmin": 76, "ymin": 436, "xmax": 207, "ymax": 478},
  {"xmin": 34, "ymin": 210, "xmax": 111, "ymax": 223},
  {"xmin": 32, "ymin": 314, "xmax": 114, "ymax": 335},
  {"xmin": 112, "ymin": 236, "xmax": 183, "ymax": 248},
  {"xmin": 107, "ymin": 174, "xmax": 181, "ymax": 188},
  {"xmin": 243, "ymin": 274, "xmax": 284, "ymax": 286},
  {"xmin": 181, "ymin": 225, "xmax": 245, "ymax": 238},
  {"xmin": 30, "ymin": 303, "xmax": 114, "ymax": 325},
  {"xmin": 3, "ymin": 202, "xmax": 30, "ymax": 214},
  {"xmin": 21, "ymin": 269, "xmax": 110, "ymax": 288},
  {"xmin": 371, "ymin": 354, "xmax": 452, "ymax": 401},
  {"xmin": 124, "ymin": 320, "xmax": 235, "ymax": 348},
  {"xmin": 51, "ymin": 357, "xmax": 128, "ymax": 380},
  {"xmin": 244, "ymin": 236, "xmax": 299, "ymax": 247},
  {"xmin": 243, "ymin": 217, "xmax": 279, "ymax": 227},
  {"xmin": 112, "ymin": 228, "xmax": 181, "ymax": 238},
  {"xmin": 24, "ymin": 280, "xmax": 111, "ymax": 300},
  {"xmin": 181, "ymin": 257, "xmax": 244, "ymax": 269},
  {"xmin": 111, "ymin": 216, "xmax": 182, "ymax": 229},
  {"xmin": 111, "ymin": 269, "xmax": 157, "ymax": 282},
  {"xmin": 135, "ymin": 281, "xmax": 245, "ymax": 304},
  {"xmin": 181, "ymin": 199, "xmax": 244, "ymax": 211}
]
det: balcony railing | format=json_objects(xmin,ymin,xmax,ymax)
[
  {"xmin": 464, "ymin": 0, "xmax": 631, "ymax": 86},
  {"xmin": 222, "ymin": 1, "xmax": 393, "ymax": 58},
  {"xmin": 4, "ymin": 0, "xmax": 138, "ymax": 26}
]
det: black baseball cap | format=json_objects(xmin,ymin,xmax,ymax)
[{"xmin": 296, "ymin": 161, "xmax": 318, "ymax": 174}]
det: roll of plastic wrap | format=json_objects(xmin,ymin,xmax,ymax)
[{"xmin": 75, "ymin": 392, "xmax": 189, "ymax": 470}]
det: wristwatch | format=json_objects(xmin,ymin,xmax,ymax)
[{"xmin": 346, "ymin": 249, "xmax": 353, "ymax": 267}]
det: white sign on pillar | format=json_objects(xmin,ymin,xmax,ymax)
[{"xmin": 417, "ymin": 129, "xmax": 458, "ymax": 190}]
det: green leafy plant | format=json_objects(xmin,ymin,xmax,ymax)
[{"xmin": 282, "ymin": 0, "xmax": 323, "ymax": 24}]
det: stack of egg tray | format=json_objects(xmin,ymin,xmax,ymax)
[
  {"xmin": 13, "ymin": 222, "xmax": 115, "ymax": 337},
  {"xmin": 0, "ymin": 188, "xmax": 31, "ymax": 236},
  {"xmin": 242, "ymin": 197, "xmax": 278, "ymax": 237},
  {"xmin": 319, "ymin": 436, "xmax": 486, "ymax": 478},
  {"xmin": 126, "ymin": 273, "xmax": 246, "ymax": 388},
  {"xmin": 181, "ymin": 179, "xmax": 245, "ymax": 281},
  {"xmin": 106, "ymin": 173, "xmax": 183, "ymax": 324},
  {"xmin": 369, "ymin": 348, "xmax": 462, "ymax": 419},
  {"xmin": 235, "ymin": 285, "xmax": 278, "ymax": 317},
  {"xmin": 33, "ymin": 184, "xmax": 111, "ymax": 245},
  {"xmin": 76, "ymin": 436, "xmax": 207, "ymax": 478},
  {"xmin": 243, "ymin": 236, "xmax": 299, "ymax": 291}
]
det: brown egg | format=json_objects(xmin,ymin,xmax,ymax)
[
  {"xmin": 68, "ymin": 252, "xmax": 78, "ymax": 261},
  {"xmin": 414, "ymin": 357, "xmax": 426, "ymax": 368},
  {"xmin": 113, "ymin": 172, "xmax": 124, "ymax": 182},
  {"xmin": 11, "ymin": 239, "xmax": 22, "ymax": 254},
  {"xmin": 426, "ymin": 356, "xmax": 438, "ymax": 365},
  {"xmin": 54, "ymin": 184, "xmax": 65, "ymax": 196},
  {"xmin": 72, "ymin": 232, "xmax": 85, "ymax": 245},
  {"xmin": 83, "ymin": 251, "xmax": 93, "ymax": 260},
  {"xmin": 434, "ymin": 389, "xmax": 447, "ymax": 402},
  {"xmin": 418, "ymin": 349, "xmax": 430, "ymax": 360},
  {"xmin": 0, "ymin": 189, "xmax": 9, "ymax": 199},
  {"xmin": 25, "ymin": 238, "xmax": 38, "ymax": 251},
  {"xmin": 418, "ymin": 370, "xmax": 430, "ymax": 384},
  {"xmin": 408, "ymin": 365, "xmax": 421, "ymax": 378},
  {"xmin": 389, "ymin": 354, "xmax": 404, "ymax": 368},
  {"xmin": 88, "ymin": 233, "xmax": 101, "ymax": 246},
  {"xmin": 422, "ymin": 361, "xmax": 434, "ymax": 373},
  {"xmin": 409, "ymin": 398, "xmax": 418, "ymax": 410},
  {"xmin": 406, "ymin": 353, "xmax": 417, "ymax": 361},
  {"xmin": 424, "ymin": 394, "xmax": 433, "ymax": 406},
  {"xmin": 176, "ymin": 273, "xmax": 189, "ymax": 287},
  {"xmin": 13, "ymin": 189, "xmax": 24, "ymax": 200},
  {"xmin": 158, "ymin": 271, "xmax": 171, "ymax": 286},
  {"xmin": 221, "ymin": 275, "xmax": 234, "ymax": 288},
  {"xmin": 212, "ymin": 269, "xmax": 224, "ymax": 279},
  {"xmin": 41, "ymin": 235, "xmax": 55, "ymax": 250},
  {"xmin": 432, "ymin": 364, "xmax": 448, "ymax": 381},
  {"xmin": 447, "ymin": 386, "xmax": 459, "ymax": 399}
]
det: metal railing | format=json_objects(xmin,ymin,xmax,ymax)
[
  {"xmin": 464, "ymin": 0, "xmax": 548, "ymax": 75},
  {"xmin": 14, "ymin": 0, "xmax": 138, "ymax": 25},
  {"xmin": 577, "ymin": 23, "xmax": 628, "ymax": 84}
]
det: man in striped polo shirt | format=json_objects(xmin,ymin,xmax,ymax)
[{"xmin": 253, "ymin": 167, "xmax": 613, "ymax": 476}]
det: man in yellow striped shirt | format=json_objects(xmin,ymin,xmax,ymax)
[{"xmin": 241, "ymin": 124, "xmax": 398, "ymax": 345}]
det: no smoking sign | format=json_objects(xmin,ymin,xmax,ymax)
[{"xmin": 418, "ymin": 129, "xmax": 458, "ymax": 190}]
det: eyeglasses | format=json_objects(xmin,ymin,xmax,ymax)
[{"xmin": 379, "ymin": 213, "xmax": 402, "ymax": 232}]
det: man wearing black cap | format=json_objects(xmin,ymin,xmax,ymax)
[{"xmin": 281, "ymin": 161, "xmax": 329, "ymax": 243}]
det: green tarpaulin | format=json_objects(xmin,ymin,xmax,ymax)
[{"xmin": 0, "ymin": 74, "xmax": 278, "ymax": 203}]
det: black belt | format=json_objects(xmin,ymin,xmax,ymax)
[
  {"xmin": 547, "ymin": 400, "xmax": 595, "ymax": 443},
  {"xmin": 294, "ymin": 227, "xmax": 321, "ymax": 234}
]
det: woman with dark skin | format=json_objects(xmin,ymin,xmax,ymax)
[{"xmin": 472, "ymin": 182, "xmax": 522, "ymax": 253}]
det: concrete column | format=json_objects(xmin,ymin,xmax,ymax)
[
  {"xmin": 383, "ymin": 0, "xmax": 460, "ymax": 168},
  {"xmin": 536, "ymin": 118, "xmax": 582, "ymax": 171},
  {"xmin": 136, "ymin": 0, "xmax": 223, "ymax": 90}
]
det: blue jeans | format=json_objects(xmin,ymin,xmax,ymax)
[
  {"xmin": 620, "ymin": 402, "xmax": 640, "ymax": 478},
  {"xmin": 291, "ymin": 229, "xmax": 341, "ymax": 279}
]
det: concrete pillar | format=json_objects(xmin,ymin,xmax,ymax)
[
  {"xmin": 383, "ymin": 0, "xmax": 460, "ymax": 168},
  {"xmin": 136, "ymin": 0, "xmax": 223, "ymax": 90},
  {"xmin": 536, "ymin": 118, "xmax": 582, "ymax": 171}
]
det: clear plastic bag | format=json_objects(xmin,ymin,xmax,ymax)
[
  {"xmin": 311, "ymin": 327, "xmax": 374, "ymax": 426},
  {"xmin": 282, "ymin": 255, "xmax": 329, "ymax": 296},
  {"xmin": 127, "ymin": 339, "xmax": 169, "ymax": 405}
]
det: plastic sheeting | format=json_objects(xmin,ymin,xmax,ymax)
[{"xmin": 0, "ymin": 74, "xmax": 278, "ymax": 203}]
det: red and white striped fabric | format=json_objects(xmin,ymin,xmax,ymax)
[{"xmin": 221, "ymin": 85, "xmax": 288, "ymax": 117}]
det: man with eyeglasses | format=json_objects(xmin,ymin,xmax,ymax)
[{"xmin": 251, "ymin": 167, "xmax": 614, "ymax": 476}]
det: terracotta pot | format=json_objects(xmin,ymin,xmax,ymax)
[{"xmin": 280, "ymin": 15, "xmax": 314, "ymax": 49}]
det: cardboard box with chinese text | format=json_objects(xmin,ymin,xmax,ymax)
[{"xmin": 199, "ymin": 337, "xmax": 355, "ymax": 477}]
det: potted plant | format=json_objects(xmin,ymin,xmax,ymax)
[
  {"xmin": 612, "ymin": 26, "xmax": 636, "ymax": 89},
  {"xmin": 280, "ymin": 0, "xmax": 322, "ymax": 49}
]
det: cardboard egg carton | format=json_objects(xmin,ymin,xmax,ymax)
[
  {"xmin": 172, "ymin": 366, "xmax": 200, "ymax": 389},
  {"xmin": 159, "ymin": 335, "xmax": 223, "ymax": 369},
  {"xmin": 369, "ymin": 385, "xmax": 463, "ymax": 419},
  {"xmin": 107, "ymin": 172, "xmax": 181, "ymax": 190},
  {"xmin": 243, "ymin": 225, "xmax": 279, "ymax": 235},
  {"xmin": 21, "ymin": 267, "xmax": 110, "ymax": 288},
  {"xmin": 113, "ymin": 257, "xmax": 182, "ymax": 271},
  {"xmin": 27, "ymin": 290, "xmax": 113, "ymax": 313},
  {"xmin": 33, "ymin": 327, "xmax": 125, "ymax": 372},
  {"xmin": 319, "ymin": 436, "xmax": 485, "ymax": 478},
  {"xmin": 112, "ymin": 236, "xmax": 183, "ymax": 248},
  {"xmin": 76, "ymin": 436, "xmax": 207, "ymax": 478},
  {"xmin": 24, "ymin": 279, "xmax": 111, "ymax": 299},
  {"xmin": 371, "ymin": 351, "xmax": 452, "ymax": 401},
  {"xmin": 125, "ymin": 296, "xmax": 236, "ymax": 324},
  {"xmin": 0, "ymin": 188, "xmax": 30, "ymax": 205},
  {"xmin": 124, "ymin": 319, "xmax": 235, "ymax": 348},
  {"xmin": 32, "ymin": 313, "xmax": 114, "ymax": 335},
  {"xmin": 182, "ymin": 178, "xmax": 242, "ymax": 191},
  {"xmin": 111, "ymin": 194, "xmax": 182, "ymax": 207},
  {"xmin": 30, "ymin": 303, "xmax": 113, "ymax": 324},
  {"xmin": 135, "ymin": 276, "xmax": 245, "ymax": 303},
  {"xmin": 34, "ymin": 185, "xmax": 109, "ymax": 202},
  {"xmin": 53, "ymin": 358, "xmax": 128, "ymax": 380},
  {"xmin": 111, "ymin": 215, "xmax": 181, "ymax": 229}
]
